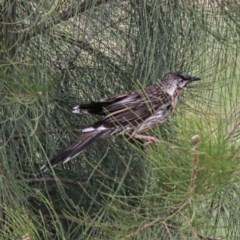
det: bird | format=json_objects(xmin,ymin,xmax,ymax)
[{"xmin": 40, "ymin": 72, "xmax": 201, "ymax": 171}]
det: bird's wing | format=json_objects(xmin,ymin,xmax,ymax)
[
  {"xmin": 72, "ymin": 93, "xmax": 132, "ymax": 115},
  {"xmin": 41, "ymin": 86, "xmax": 172, "ymax": 171},
  {"xmin": 92, "ymin": 86, "xmax": 172, "ymax": 128},
  {"xmin": 73, "ymin": 84, "xmax": 171, "ymax": 118}
]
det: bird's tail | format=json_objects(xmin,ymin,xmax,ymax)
[{"xmin": 40, "ymin": 130, "xmax": 105, "ymax": 172}]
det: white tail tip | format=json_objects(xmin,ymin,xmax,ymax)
[{"xmin": 72, "ymin": 105, "xmax": 80, "ymax": 114}]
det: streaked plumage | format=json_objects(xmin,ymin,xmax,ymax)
[{"xmin": 40, "ymin": 72, "xmax": 200, "ymax": 171}]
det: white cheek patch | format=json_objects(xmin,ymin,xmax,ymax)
[{"xmin": 166, "ymin": 87, "xmax": 175, "ymax": 96}]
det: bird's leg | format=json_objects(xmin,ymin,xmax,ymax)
[
  {"xmin": 131, "ymin": 134, "xmax": 160, "ymax": 142},
  {"xmin": 130, "ymin": 133, "xmax": 160, "ymax": 148}
]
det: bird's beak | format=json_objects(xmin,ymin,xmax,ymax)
[{"xmin": 189, "ymin": 76, "xmax": 201, "ymax": 81}]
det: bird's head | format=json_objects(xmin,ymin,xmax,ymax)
[{"xmin": 161, "ymin": 72, "xmax": 201, "ymax": 97}]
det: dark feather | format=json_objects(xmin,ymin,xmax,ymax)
[
  {"xmin": 75, "ymin": 85, "xmax": 172, "ymax": 126},
  {"xmin": 41, "ymin": 72, "xmax": 201, "ymax": 171},
  {"xmin": 74, "ymin": 93, "xmax": 130, "ymax": 115},
  {"xmin": 98, "ymin": 86, "xmax": 172, "ymax": 128},
  {"xmin": 40, "ymin": 130, "xmax": 106, "ymax": 171}
]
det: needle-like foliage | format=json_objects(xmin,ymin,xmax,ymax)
[{"xmin": 0, "ymin": 0, "xmax": 240, "ymax": 239}]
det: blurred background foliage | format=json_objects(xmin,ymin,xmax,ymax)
[{"xmin": 1, "ymin": 0, "xmax": 240, "ymax": 239}]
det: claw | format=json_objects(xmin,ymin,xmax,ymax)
[{"xmin": 130, "ymin": 133, "xmax": 160, "ymax": 148}]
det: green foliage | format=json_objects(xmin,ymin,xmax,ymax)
[
  {"xmin": 1, "ymin": 0, "xmax": 240, "ymax": 239},
  {"xmin": 0, "ymin": 205, "xmax": 40, "ymax": 240}
]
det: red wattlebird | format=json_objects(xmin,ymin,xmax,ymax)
[{"xmin": 40, "ymin": 72, "xmax": 200, "ymax": 171}]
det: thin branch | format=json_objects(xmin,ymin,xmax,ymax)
[
  {"xmin": 56, "ymin": 33, "xmax": 129, "ymax": 77},
  {"xmin": 120, "ymin": 200, "xmax": 188, "ymax": 240},
  {"xmin": 0, "ymin": 91, "xmax": 42, "ymax": 97},
  {"xmin": 163, "ymin": 221, "xmax": 173, "ymax": 239},
  {"xmin": 121, "ymin": 136, "xmax": 202, "ymax": 239},
  {"xmin": 189, "ymin": 135, "xmax": 201, "ymax": 195},
  {"xmin": 19, "ymin": 0, "xmax": 109, "ymax": 44},
  {"xmin": 57, "ymin": 13, "xmax": 130, "ymax": 71},
  {"xmin": 25, "ymin": 177, "xmax": 82, "ymax": 186},
  {"xmin": 197, "ymin": 234, "xmax": 221, "ymax": 240}
]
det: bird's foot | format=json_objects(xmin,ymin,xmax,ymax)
[{"xmin": 130, "ymin": 134, "xmax": 160, "ymax": 148}]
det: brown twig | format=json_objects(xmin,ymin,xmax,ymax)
[
  {"xmin": 19, "ymin": 0, "xmax": 110, "ymax": 44},
  {"xmin": 0, "ymin": 91, "xmax": 42, "ymax": 97},
  {"xmin": 56, "ymin": 34, "xmax": 129, "ymax": 78},
  {"xmin": 197, "ymin": 233, "xmax": 222, "ymax": 240},
  {"xmin": 189, "ymin": 135, "xmax": 201, "ymax": 195},
  {"xmin": 25, "ymin": 177, "xmax": 82, "ymax": 186},
  {"xmin": 163, "ymin": 221, "xmax": 173, "ymax": 239},
  {"xmin": 120, "ymin": 200, "xmax": 188, "ymax": 240}
]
